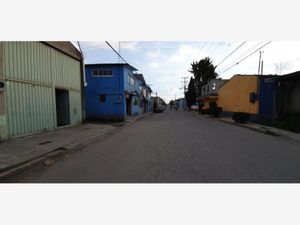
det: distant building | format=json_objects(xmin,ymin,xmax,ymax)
[
  {"xmin": 175, "ymin": 98, "xmax": 186, "ymax": 110},
  {"xmin": 0, "ymin": 42, "xmax": 84, "ymax": 141},
  {"xmin": 133, "ymin": 73, "xmax": 152, "ymax": 113},
  {"xmin": 84, "ymin": 63, "xmax": 142, "ymax": 121}
]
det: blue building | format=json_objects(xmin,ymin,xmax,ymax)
[
  {"xmin": 84, "ymin": 63, "xmax": 141, "ymax": 121},
  {"xmin": 133, "ymin": 73, "xmax": 152, "ymax": 113}
]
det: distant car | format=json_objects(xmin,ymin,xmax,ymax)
[{"xmin": 154, "ymin": 104, "xmax": 165, "ymax": 113}]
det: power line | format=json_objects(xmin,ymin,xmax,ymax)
[
  {"xmin": 219, "ymin": 41, "xmax": 272, "ymax": 74},
  {"xmin": 217, "ymin": 41, "xmax": 264, "ymax": 73},
  {"xmin": 216, "ymin": 41, "xmax": 247, "ymax": 67}
]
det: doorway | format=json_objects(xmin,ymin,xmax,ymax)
[
  {"xmin": 126, "ymin": 95, "xmax": 131, "ymax": 116},
  {"xmin": 55, "ymin": 89, "xmax": 70, "ymax": 126}
]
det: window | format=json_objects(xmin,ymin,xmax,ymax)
[
  {"xmin": 128, "ymin": 75, "xmax": 135, "ymax": 86},
  {"xmin": 92, "ymin": 70, "xmax": 99, "ymax": 76},
  {"xmin": 92, "ymin": 69, "xmax": 113, "ymax": 77},
  {"xmin": 99, "ymin": 95, "xmax": 106, "ymax": 102},
  {"xmin": 212, "ymin": 83, "xmax": 216, "ymax": 90}
]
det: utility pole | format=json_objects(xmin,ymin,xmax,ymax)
[
  {"xmin": 261, "ymin": 60, "xmax": 264, "ymax": 75},
  {"xmin": 258, "ymin": 51, "xmax": 264, "ymax": 75},
  {"xmin": 181, "ymin": 76, "xmax": 189, "ymax": 110},
  {"xmin": 181, "ymin": 76, "xmax": 189, "ymax": 95}
]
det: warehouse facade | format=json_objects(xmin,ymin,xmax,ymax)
[{"xmin": 0, "ymin": 42, "xmax": 83, "ymax": 141}]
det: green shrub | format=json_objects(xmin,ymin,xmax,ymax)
[{"xmin": 232, "ymin": 112, "xmax": 250, "ymax": 123}]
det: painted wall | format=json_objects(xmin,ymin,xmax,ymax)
[
  {"xmin": 123, "ymin": 67, "xmax": 141, "ymax": 116},
  {"xmin": 131, "ymin": 95, "xmax": 140, "ymax": 116},
  {"xmin": 0, "ymin": 42, "xmax": 82, "ymax": 140},
  {"xmin": 289, "ymin": 79, "xmax": 300, "ymax": 113},
  {"xmin": 0, "ymin": 42, "xmax": 8, "ymax": 141},
  {"xmin": 84, "ymin": 65, "xmax": 125, "ymax": 121},
  {"xmin": 217, "ymin": 75, "xmax": 259, "ymax": 114},
  {"xmin": 258, "ymin": 77, "xmax": 277, "ymax": 120}
]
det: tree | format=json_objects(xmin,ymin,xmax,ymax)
[
  {"xmin": 189, "ymin": 57, "xmax": 218, "ymax": 97},
  {"xmin": 274, "ymin": 61, "xmax": 290, "ymax": 75},
  {"xmin": 185, "ymin": 77, "xmax": 197, "ymax": 109}
]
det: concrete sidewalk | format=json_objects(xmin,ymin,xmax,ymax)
[
  {"xmin": 216, "ymin": 116, "xmax": 300, "ymax": 143},
  {"xmin": 0, "ymin": 112, "xmax": 152, "ymax": 180}
]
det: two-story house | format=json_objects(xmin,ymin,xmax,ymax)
[{"xmin": 84, "ymin": 63, "xmax": 140, "ymax": 121}]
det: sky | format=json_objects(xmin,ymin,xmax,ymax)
[{"xmin": 75, "ymin": 41, "xmax": 300, "ymax": 103}]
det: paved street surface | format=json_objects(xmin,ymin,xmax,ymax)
[{"xmin": 7, "ymin": 109, "xmax": 300, "ymax": 183}]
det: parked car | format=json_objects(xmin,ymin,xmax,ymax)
[{"xmin": 154, "ymin": 104, "xmax": 165, "ymax": 113}]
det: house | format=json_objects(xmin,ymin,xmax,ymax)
[
  {"xmin": 133, "ymin": 73, "xmax": 152, "ymax": 113},
  {"xmin": 216, "ymin": 74, "xmax": 283, "ymax": 121},
  {"xmin": 144, "ymin": 85, "xmax": 153, "ymax": 112},
  {"xmin": 84, "ymin": 63, "xmax": 141, "ymax": 122},
  {"xmin": 197, "ymin": 78, "xmax": 228, "ymax": 110},
  {"xmin": 217, "ymin": 75, "xmax": 260, "ymax": 120},
  {"xmin": 255, "ymin": 71, "xmax": 300, "ymax": 121},
  {"xmin": 0, "ymin": 41, "xmax": 84, "ymax": 141},
  {"xmin": 175, "ymin": 98, "xmax": 186, "ymax": 110}
]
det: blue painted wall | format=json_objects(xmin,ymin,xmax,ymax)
[
  {"xmin": 84, "ymin": 65, "xmax": 126, "ymax": 121},
  {"xmin": 258, "ymin": 77, "xmax": 277, "ymax": 121},
  {"xmin": 123, "ymin": 67, "xmax": 141, "ymax": 116}
]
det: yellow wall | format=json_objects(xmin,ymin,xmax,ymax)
[{"xmin": 217, "ymin": 75, "xmax": 259, "ymax": 114}]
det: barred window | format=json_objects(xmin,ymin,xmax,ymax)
[{"xmin": 92, "ymin": 69, "xmax": 113, "ymax": 77}]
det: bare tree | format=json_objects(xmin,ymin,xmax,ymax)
[{"xmin": 274, "ymin": 61, "xmax": 290, "ymax": 75}]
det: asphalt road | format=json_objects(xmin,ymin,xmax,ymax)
[{"xmin": 9, "ymin": 109, "xmax": 300, "ymax": 183}]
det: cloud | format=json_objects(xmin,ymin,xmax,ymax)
[
  {"xmin": 168, "ymin": 45, "xmax": 202, "ymax": 63},
  {"xmin": 120, "ymin": 41, "xmax": 139, "ymax": 51},
  {"xmin": 146, "ymin": 50, "xmax": 161, "ymax": 58},
  {"xmin": 82, "ymin": 41, "xmax": 139, "ymax": 52},
  {"xmin": 148, "ymin": 62, "xmax": 159, "ymax": 68}
]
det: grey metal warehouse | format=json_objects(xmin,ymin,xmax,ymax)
[{"xmin": 0, "ymin": 42, "xmax": 84, "ymax": 141}]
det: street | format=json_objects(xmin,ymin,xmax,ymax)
[{"xmin": 9, "ymin": 109, "xmax": 300, "ymax": 183}]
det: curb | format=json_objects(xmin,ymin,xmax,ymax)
[
  {"xmin": 0, "ymin": 113, "xmax": 153, "ymax": 181},
  {"xmin": 0, "ymin": 149, "xmax": 66, "ymax": 181},
  {"xmin": 215, "ymin": 118, "xmax": 281, "ymax": 136}
]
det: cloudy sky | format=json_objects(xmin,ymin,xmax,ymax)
[{"xmin": 76, "ymin": 41, "xmax": 300, "ymax": 102}]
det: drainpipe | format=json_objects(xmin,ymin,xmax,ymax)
[
  {"xmin": 77, "ymin": 42, "xmax": 87, "ymax": 121},
  {"xmin": 77, "ymin": 42, "xmax": 87, "ymax": 87}
]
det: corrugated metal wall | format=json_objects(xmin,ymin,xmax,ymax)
[{"xmin": 2, "ymin": 42, "xmax": 82, "ymax": 138}]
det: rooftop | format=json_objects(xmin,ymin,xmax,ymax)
[{"xmin": 85, "ymin": 63, "xmax": 138, "ymax": 71}]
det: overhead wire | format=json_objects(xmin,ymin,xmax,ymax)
[
  {"xmin": 219, "ymin": 41, "xmax": 272, "ymax": 74},
  {"xmin": 216, "ymin": 41, "xmax": 246, "ymax": 67},
  {"xmin": 217, "ymin": 41, "xmax": 264, "ymax": 72}
]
